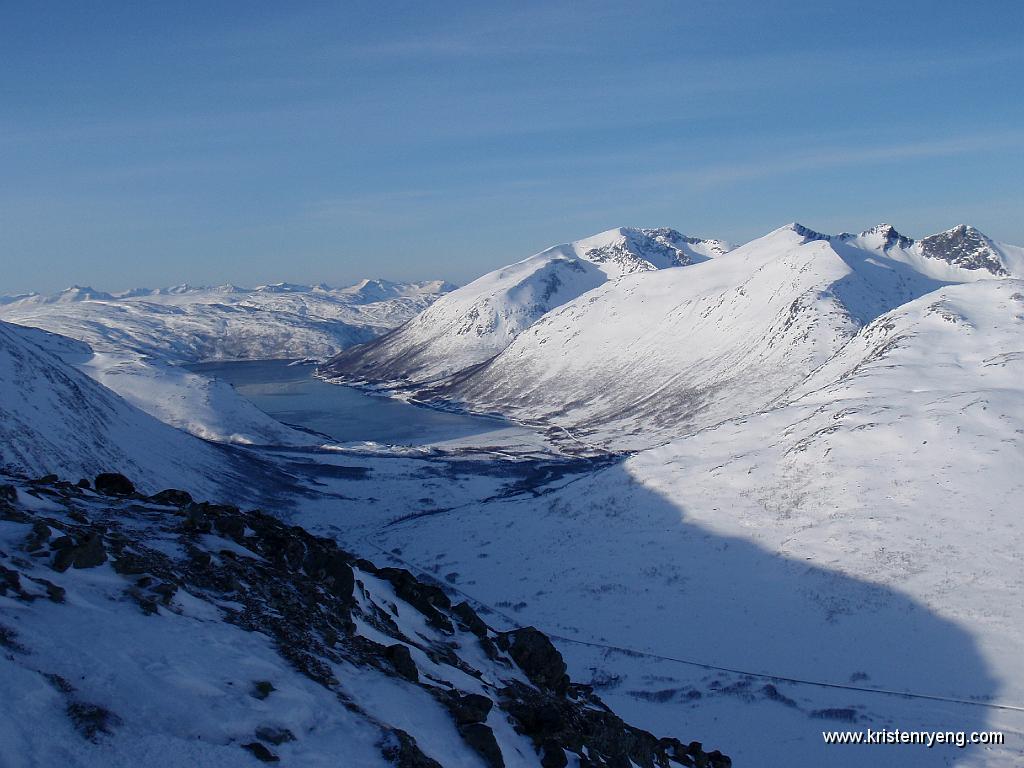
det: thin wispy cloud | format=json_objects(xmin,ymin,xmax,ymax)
[{"xmin": 667, "ymin": 133, "xmax": 1024, "ymax": 189}]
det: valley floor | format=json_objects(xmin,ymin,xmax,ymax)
[{"xmin": 226, "ymin": 413, "xmax": 1024, "ymax": 768}]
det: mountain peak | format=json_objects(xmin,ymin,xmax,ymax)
[
  {"xmin": 54, "ymin": 285, "xmax": 114, "ymax": 303},
  {"xmin": 575, "ymin": 226, "xmax": 727, "ymax": 272},
  {"xmin": 859, "ymin": 223, "xmax": 914, "ymax": 249},
  {"xmin": 783, "ymin": 222, "xmax": 832, "ymax": 242},
  {"xmin": 919, "ymin": 224, "xmax": 1007, "ymax": 275}
]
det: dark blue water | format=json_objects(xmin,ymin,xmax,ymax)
[{"xmin": 187, "ymin": 359, "xmax": 511, "ymax": 445}]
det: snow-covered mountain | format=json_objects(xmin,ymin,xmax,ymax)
[
  {"xmin": 0, "ymin": 280, "xmax": 454, "ymax": 446},
  {"xmin": 0, "ymin": 279, "xmax": 455, "ymax": 363},
  {"xmin": 363, "ymin": 277, "xmax": 1024, "ymax": 766},
  {"xmin": 324, "ymin": 223, "xmax": 1023, "ymax": 450},
  {"xmin": 0, "ymin": 474, "xmax": 730, "ymax": 768},
  {"xmin": 323, "ymin": 228, "xmax": 729, "ymax": 384},
  {"xmin": 0, "ymin": 322, "xmax": 277, "ymax": 499}
]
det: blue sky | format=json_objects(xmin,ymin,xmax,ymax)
[{"xmin": 3, "ymin": 1, "xmax": 1023, "ymax": 294}]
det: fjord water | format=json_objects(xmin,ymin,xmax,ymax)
[{"xmin": 187, "ymin": 359, "xmax": 509, "ymax": 445}]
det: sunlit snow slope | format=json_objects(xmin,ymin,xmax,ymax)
[
  {"xmin": 420, "ymin": 223, "xmax": 1022, "ymax": 449},
  {"xmin": 322, "ymin": 228, "xmax": 729, "ymax": 385}
]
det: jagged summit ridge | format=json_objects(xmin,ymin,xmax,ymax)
[
  {"xmin": 577, "ymin": 227, "xmax": 730, "ymax": 272},
  {"xmin": 919, "ymin": 224, "xmax": 1009, "ymax": 275}
]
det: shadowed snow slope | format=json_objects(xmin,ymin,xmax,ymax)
[
  {"xmin": 382, "ymin": 223, "xmax": 1021, "ymax": 450},
  {"xmin": 0, "ymin": 476, "xmax": 730, "ymax": 768},
  {"xmin": 0, "ymin": 322, "xmax": 282, "ymax": 500},
  {"xmin": 322, "ymin": 228, "xmax": 729, "ymax": 384},
  {"xmin": 368, "ymin": 283, "xmax": 1024, "ymax": 765}
]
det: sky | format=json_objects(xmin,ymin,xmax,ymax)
[{"xmin": 2, "ymin": 0, "xmax": 1023, "ymax": 294}]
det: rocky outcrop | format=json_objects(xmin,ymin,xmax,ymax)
[{"xmin": 0, "ymin": 473, "xmax": 730, "ymax": 767}]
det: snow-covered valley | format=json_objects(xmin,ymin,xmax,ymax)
[{"xmin": 2, "ymin": 221, "xmax": 1023, "ymax": 766}]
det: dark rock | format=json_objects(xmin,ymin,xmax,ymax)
[
  {"xmin": 72, "ymin": 534, "xmax": 107, "ymax": 569},
  {"xmin": 32, "ymin": 474, "xmax": 59, "ymax": 485},
  {"xmin": 241, "ymin": 742, "xmax": 279, "ymax": 762},
  {"xmin": 151, "ymin": 582, "xmax": 177, "ymax": 604},
  {"xmin": 111, "ymin": 552, "xmax": 149, "ymax": 575},
  {"xmin": 149, "ymin": 489, "xmax": 193, "ymax": 507},
  {"xmin": 381, "ymin": 729, "xmax": 443, "ymax": 768},
  {"xmin": 541, "ymin": 740, "xmax": 568, "ymax": 768},
  {"xmin": 0, "ymin": 484, "xmax": 17, "ymax": 503},
  {"xmin": 190, "ymin": 550, "xmax": 213, "ymax": 569},
  {"xmin": 385, "ymin": 644, "xmax": 419, "ymax": 682},
  {"xmin": 182, "ymin": 505, "xmax": 212, "ymax": 533},
  {"xmin": 707, "ymin": 750, "xmax": 731, "ymax": 767},
  {"xmin": 448, "ymin": 692, "xmax": 493, "ymax": 725},
  {"xmin": 503, "ymin": 627, "xmax": 569, "ymax": 695},
  {"xmin": 251, "ymin": 680, "xmax": 276, "ymax": 700},
  {"xmin": 24, "ymin": 521, "xmax": 51, "ymax": 551},
  {"xmin": 452, "ymin": 601, "xmax": 488, "ymax": 637},
  {"xmin": 255, "ymin": 725, "xmax": 296, "ymax": 745},
  {"xmin": 0, "ymin": 565, "xmax": 21, "ymax": 596},
  {"xmin": 504, "ymin": 698, "xmax": 563, "ymax": 737},
  {"xmin": 324, "ymin": 553, "xmax": 355, "ymax": 602},
  {"xmin": 67, "ymin": 701, "xmax": 121, "ymax": 741},
  {"xmin": 76, "ymin": 478, "xmax": 91, "ymax": 489},
  {"xmin": 40, "ymin": 578, "xmax": 66, "ymax": 603},
  {"xmin": 215, "ymin": 514, "xmax": 246, "ymax": 542},
  {"xmin": 377, "ymin": 567, "xmax": 453, "ymax": 632},
  {"xmin": 458, "ymin": 722, "xmax": 505, "ymax": 768},
  {"xmin": 54, "ymin": 534, "xmax": 107, "ymax": 571},
  {"xmin": 94, "ymin": 473, "xmax": 135, "ymax": 496}
]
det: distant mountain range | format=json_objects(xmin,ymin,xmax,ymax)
[
  {"xmin": 0, "ymin": 279, "xmax": 455, "ymax": 447},
  {"xmin": 0, "ymin": 279, "xmax": 455, "ymax": 362}
]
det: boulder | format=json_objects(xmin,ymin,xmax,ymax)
[
  {"xmin": 503, "ymin": 627, "xmax": 569, "ymax": 695},
  {"xmin": 448, "ymin": 693, "xmax": 493, "ymax": 725},
  {"xmin": 149, "ymin": 489, "xmax": 193, "ymax": 507},
  {"xmin": 540, "ymin": 740, "xmax": 568, "ymax": 768},
  {"xmin": 251, "ymin": 680, "xmax": 276, "ymax": 700},
  {"xmin": 385, "ymin": 644, "xmax": 419, "ymax": 682},
  {"xmin": 458, "ymin": 723, "xmax": 505, "ymax": 768},
  {"xmin": 241, "ymin": 742, "xmax": 279, "ymax": 763},
  {"xmin": 94, "ymin": 473, "xmax": 135, "ymax": 496},
  {"xmin": 53, "ymin": 533, "xmax": 106, "ymax": 571},
  {"xmin": 452, "ymin": 601, "xmax": 488, "ymax": 637}
]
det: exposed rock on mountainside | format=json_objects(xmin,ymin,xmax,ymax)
[{"xmin": 0, "ymin": 473, "xmax": 729, "ymax": 768}]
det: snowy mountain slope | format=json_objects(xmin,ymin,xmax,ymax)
[
  {"xmin": 0, "ymin": 475, "xmax": 730, "ymax": 768},
  {"xmin": 365, "ymin": 280, "xmax": 1024, "ymax": 766},
  {"xmin": 77, "ymin": 353, "xmax": 322, "ymax": 446},
  {"xmin": 0, "ymin": 280, "xmax": 453, "ymax": 446},
  {"xmin": 321, "ymin": 228, "xmax": 730, "ymax": 385},
  {"xmin": 0, "ymin": 279, "xmax": 454, "ymax": 364},
  {"xmin": 0, "ymin": 322, "xmax": 283, "ymax": 499},
  {"xmin": 418, "ymin": 223, "xmax": 1023, "ymax": 450}
]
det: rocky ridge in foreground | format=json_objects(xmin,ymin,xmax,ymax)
[{"xmin": 0, "ymin": 473, "xmax": 729, "ymax": 768}]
